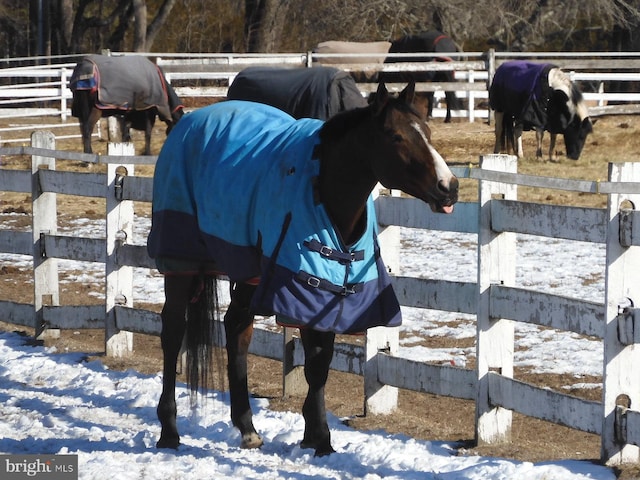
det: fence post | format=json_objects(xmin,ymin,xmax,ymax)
[
  {"xmin": 31, "ymin": 131, "xmax": 60, "ymax": 340},
  {"xmin": 281, "ymin": 325, "xmax": 306, "ymax": 397},
  {"xmin": 365, "ymin": 186, "xmax": 400, "ymax": 415},
  {"xmin": 60, "ymin": 68, "xmax": 68, "ymax": 122},
  {"xmin": 467, "ymin": 69, "xmax": 475, "ymax": 123},
  {"xmin": 601, "ymin": 162, "xmax": 640, "ymax": 465},
  {"xmin": 486, "ymin": 49, "xmax": 496, "ymax": 126},
  {"xmin": 476, "ymin": 154, "xmax": 517, "ymax": 444},
  {"xmin": 105, "ymin": 142, "xmax": 134, "ymax": 357}
]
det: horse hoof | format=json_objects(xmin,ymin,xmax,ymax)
[
  {"xmin": 300, "ymin": 439, "xmax": 335, "ymax": 456},
  {"xmin": 240, "ymin": 432, "xmax": 264, "ymax": 449},
  {"xmin": 156, "ymin": 436, "xmax": 180, "ymax": 449},
  {"xmin": 314, "ymin": 445, "xmax": 336, "ymax": 457}
]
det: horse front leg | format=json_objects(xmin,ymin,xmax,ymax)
[
  {"xmin": 143, "ymin": 112, "xmax": 156, "ymax": 156},
  {"xmin": 300, "ymin": 328, "xmax": 336, "ymax": 456},
  {"xmin": 444, "ymin": 91, "xmax": 454, "ymax": 123},
  {"xmin": 535, "ymin": 128, "xmax": 545, "ymax": 159},
  {"xmin": 224, "ymin": 282, "xmax": 263, "ymax": 449},
  {"xmin": 548, "ymin": 132, "xmax": 558, "ymax": 162},
  {"xmin": 157, "ymin": 274, "xmax": 193, "ymax": 449}
]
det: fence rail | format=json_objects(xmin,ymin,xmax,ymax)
[{"xmin": 2, "ymin": 132, "xmax": 640, "ymax": 465}]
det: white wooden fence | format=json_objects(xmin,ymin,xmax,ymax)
[
  {"xmin": 2, "ymin": 131, "xmax": 640, "ymax": 465},
  {"xmin": 2, "ymin": 49, "xmax": 640, "ymax": 142}
]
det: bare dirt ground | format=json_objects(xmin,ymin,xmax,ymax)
[{"xmin": 2, "ymin": 106, "xmax": 640, "ymax": 478}]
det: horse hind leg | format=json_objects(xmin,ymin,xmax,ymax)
[
  {"xmin": 224, "ymin": 282, "xmax": 263, "ymax": 449},
  {"xmin": 156, "ymin": 274, "xmax": 194, "ymax": 449},
  {"xmin": 300, "ymin": 328, "xmax": 336, "ymax": 456},
  {"xmin": 82, "ymin": 107, "xmax": 102, "ymax": 154}
]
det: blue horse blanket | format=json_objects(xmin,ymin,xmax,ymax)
[
  {"xmin": 147, "ymin": 100, "xmax": 401, "ymax": 334},
  {"xmin": 489, "ymin": 61, "xmax": 555, "ymax": 130}
]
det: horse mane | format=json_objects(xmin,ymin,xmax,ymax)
[
  {"xmin": 319, "ymin": 104, "xmax": 372, "ymax": 144},
  {"xmin": 571, "ymin": 84, "xmax": 590, "ymax": 121},
  {"xmin": 319, "ymin": 93, "xmax": 421, "ymax": 145},
  {"xmin": 549, "ymin": 68, "xmax": 590, "ymax": 121}
]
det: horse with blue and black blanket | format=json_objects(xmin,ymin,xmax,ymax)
[{"xmin": 148, "ymin": 81, "xmax": 459, "ymax": 456}]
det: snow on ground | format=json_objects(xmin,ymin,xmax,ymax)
[
  {"xmin": 0, "ymin": 332, "xmax": 615, "ymax": 480},
  {"xmin": 0, "ymin": 215, "xmax": 617, "ymax": 479}
]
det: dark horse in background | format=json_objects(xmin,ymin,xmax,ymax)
[
  {"xmin": 227, "ymin": 65, "xmax": 367, "ymax": 119},
  {"xmin": 70, "ymin": 54, "xmax": 184, "ymax": 155},
  {"xmin": 489, "ymin": 60, "xmax": 593, "ymax": 161},
  {"xmin": 147, "ymin": 81, "xmax": 458, "ymax": 456},
  {"xmin": 382, "ymin": 30, "xmax": 463, "ymax": 123}
]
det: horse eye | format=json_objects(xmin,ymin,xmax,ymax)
[{"xmin": 390, "ymin": 133, "xmax": 403, "ymax": 143}]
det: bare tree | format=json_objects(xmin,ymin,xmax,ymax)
[
  {"xmin": 483, "ymin": 0, "xmax": 640, "ymax": 51},
  {"xmin": 245, "ymin": 0, "xmax": 293, "ymax": 52},
  {"xmin": 54, "ymin": 0, "xmax": 176, "ymax": 54}
]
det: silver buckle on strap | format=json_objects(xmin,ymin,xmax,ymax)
[
  {"xmin": 319, "ymin": 245, "xmax": 334, "ymax": 257},
  {"xmin": 307, "ymin": 276, "xmax": 321, "ymax": 288}
]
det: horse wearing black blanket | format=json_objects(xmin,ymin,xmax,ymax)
[
  {"xmin": 489, "ymin": 60, "xmax": 593, "ymax": 161},
  {"xmin": 227, "ymin": 66, "xmax": 367, "ymax": 120}
]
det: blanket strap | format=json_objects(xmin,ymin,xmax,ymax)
[
  {"xmin": 296, "ymin": 270, "xmax": 363, "ymax": 296},
  {"xmin": 254, "ymin": 212, "xmax": 292, "ymax": 306},
  {"xmin": 303, "ymin": 239, "xmax": 364, "ymax": 263}
]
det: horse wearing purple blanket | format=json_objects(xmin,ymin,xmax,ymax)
[{"xmin": 490, "ymin": 60, "xmax": 593, "ymax": 161}]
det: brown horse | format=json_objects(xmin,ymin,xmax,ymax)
[{"xmin": 148, "ymin": 81, "xmax": 458, "ymax": 456}]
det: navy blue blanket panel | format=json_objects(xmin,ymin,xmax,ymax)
[
  {"xmin": 147, "ymin": 100, "xmax": 401, "ymax": 334},
  {"xmin": 490, "ymin": 60, "xmax": 555, "ymax": 129}
]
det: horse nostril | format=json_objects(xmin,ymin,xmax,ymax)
[{"xmin": 438, "ymin": 176, "xmax": 459, "ymax": 195}]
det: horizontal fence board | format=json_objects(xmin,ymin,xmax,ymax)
[
  {"xmin": 249, "ymin": 326, "xmax": 285, "ymax": 362},
  {"xmin": 470, "ymin": 168, "xmax": 599, "ymax": 193},
  {"xmin": 376, "ymin": 197, "xmax": 478, "ymax": 233},
  {"xmin": 43, "ymin": 234, "xmax": 106, "ymax": 263},
  {"xmin": 44, "ymin": 305, "xmax": 105, "ymax": 329},
  {"xmin": 491, "ymin": 200, "xmax": 607, "ymax": 243},
  {"xmin": 114, "ymin": 306, "xmax": 160, "ymax": 335},
  {"xmin": 121, "ymin": 176, "xmax": 153, "ymax": 202},
  {"xmin": 0, "ymin": 169, "xmax": 30, "ymax": 193},
  {"xmin": 391, "ymin": 276, "xmax": 477, "ymax": 314},
  {"xmin": 488, "ymin": 372, "xmax": 602, "ymax": 435},
  {"xmin": 116, "ymin": 244, "xmax": 155, "ymax": 269},
  {"xmin": 39, "ymin": 169, "xmax": 106, "ymax": 197},
  {"xmin": 378, "ymin": 353, "xmax": 476, "ymax": 400},
  {"xmin": 331, "ymin": 340, "xmax": 364, "ymax": 375},
  {"xmin": 490, "ymin": 285, "xmax": 604, "ymax": 338},
  {"xmin": 0, "ymin": 301, "xmax": 34, "ymax": 328},
  {"xmin": 0, "ymin": 230, "xmax": 32, "ymax": 255}
]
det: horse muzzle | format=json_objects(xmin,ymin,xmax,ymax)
[{"xmin": 429, "ymin": 176, "xmax": 458, "ymax": 214}]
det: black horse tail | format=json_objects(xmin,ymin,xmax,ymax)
[
  {"xmin": 503, "ymin": 114, "xmax": 516, "ymax": 155},
  {"xmin": 185, "ymin": 274, "xmax": 224, "ymax": 403}
]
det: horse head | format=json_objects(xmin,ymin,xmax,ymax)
[
  {"xmin": 370, "ymin": 81, "xmax": 458, "ymax": 213},
  {"xmin": 547, "ymin": 70, "xmax": 593, "ymax": 160}
]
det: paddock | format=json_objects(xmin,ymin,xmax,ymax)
[
  {"xmin": 3, "ymin": 49, "xmax": 640, "ymax": 145},
  {"xmin": 1, "ymin": 122, "xmax": 640, "ymax": 466}
]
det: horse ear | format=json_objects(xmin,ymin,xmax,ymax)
[
  {"xmin": 399, "ymin": 80, "xmax": 416, "ymax": 105},
  {"xmin": 372, "ymin": 82, "xmax": 389, "ymax": 115}
]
